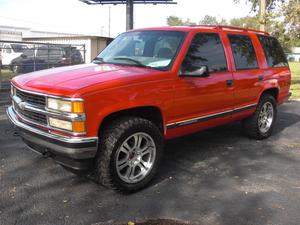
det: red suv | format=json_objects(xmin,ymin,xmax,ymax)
[{"xmin": 7, "ymin": 26, "xmax": 291, "ymax": 192}]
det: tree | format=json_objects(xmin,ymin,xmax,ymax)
[
  {"xmin": 230, "ymin": 16, "xmax": 260, "ymax": 29},
  {"xmin": 199, "ymin": 15, "xmax": 228, "ymax": 25},
  {"xmin": 233, "ymin": 0, "xmax": 287, "ymax": 11},
  {"xmin": 234, "ymin": 0, "xmax": 299, "ymax": 49},
  {"xmin": 166, "ymin": 16, "xmax": 197, "ymax": 26},
  {"xmin": 167, "ymin": 16, "xmax": 184, "ymax": 26},
  {"xmin": 282, "ymin": 0, "xmax": 300, "ymax": 47}
]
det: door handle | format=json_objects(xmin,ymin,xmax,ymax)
[
  {"xmin": 258, "ymin": 75, "xmax": 264, "ymax": 81},
  {"xmin": 226, "ymin": 79, "xmax": 234, "ymax": 87}
]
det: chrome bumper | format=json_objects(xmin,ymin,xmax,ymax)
[{"xmin": 6, "ymin": 106, "xmax": 98, "ymax": 163}]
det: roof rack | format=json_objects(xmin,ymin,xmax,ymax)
[
  {"xmin": 216, "ymin": 25, "xmax": 269, "ymax": 35},
  {"xmin": 188, "ymin": 24, "xmax": 269, "ymax": 35}
]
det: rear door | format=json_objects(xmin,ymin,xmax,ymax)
[
  {"xmin": 256, "ymin": 35, "xmax": 290, "ymax": 103},
  {"xmin": 226, "ymin": 33, "xmax": 263, "ymax": 109}
]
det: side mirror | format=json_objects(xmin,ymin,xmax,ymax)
[{"xmin": 180, "ymin": 65, "xmax": 209, "ymax": 77}]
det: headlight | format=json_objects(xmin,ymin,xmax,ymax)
[
  {"xmin": 47, "ymin": 98, "xmax": 84, "ymax": 113},
  {"xmin": 47, "ymin": 98, "xmax": 72, "ymax": 112},
  {"xmin": 48, "ymin": 117, "xmax": 86, "ymax": 133}
]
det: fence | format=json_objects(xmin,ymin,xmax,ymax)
[{"xmin": 0, "ymin": 40, "xmax": 86, "ymax": 91}]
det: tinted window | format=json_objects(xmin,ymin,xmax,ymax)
[
  {"xmin": 257, "ymin": 35, "xmax": 288, "ymax": 68},
  {"xmin": 181, "ymin": 33, "xmax": 227, "ymax": 73},
  {"xmin": 228, "ymin": 34, "xmax": 258, "ymax": 70}
]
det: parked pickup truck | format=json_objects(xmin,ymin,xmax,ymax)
[{"xmin": 7, "ymin": 26, "xmax": 291, "ymax": 192}]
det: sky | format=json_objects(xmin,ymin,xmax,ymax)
[{"xmin": 0, "ymin": 0, "xmax": 255, "ymax": 37}]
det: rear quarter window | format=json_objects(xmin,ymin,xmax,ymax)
[{"xmin": 257, "ymin": 35, "xmax": 288, "ymax": 68}]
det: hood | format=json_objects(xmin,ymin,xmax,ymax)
[{"xmin": 13, "ymin": 63, "xmax": 161, "ymax": 97}]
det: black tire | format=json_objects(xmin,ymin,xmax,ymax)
[
  {"xmin": 242, "ymin": 94, "xmax": 277, "ymax": 140},
  {"xmin": 94, "ymin": 117, "xmax": 164, "ymax": 192}
]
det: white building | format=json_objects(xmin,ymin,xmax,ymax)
[
  {"xmin": 287, "ymin": 47, "xmax": 300, "ymax": 62},
  {"xmin": 0, "ymin": 25, "xmax": 112, "ymax": 63}
]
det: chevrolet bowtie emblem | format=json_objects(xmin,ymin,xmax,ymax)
[{"xmin": 18, "ymin": 101, "xmax": 26, "ymax": 110}]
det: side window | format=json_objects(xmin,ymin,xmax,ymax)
[
  {"xmin": 257, "ymin": 35, "xmax": 288, "ymax": 68},
  {"xmin": 36, "ymin": 47, "xmax": 47, "ymax": 57},
  {"xmin": 4, "ymin": 45, "xmax": 11, "ymax": 54},
  {"xmin": 181, "ymin": 33, "xmax": 228, "ymax": 73},
  {"xmin": 228, "ymin": 34, "xmax": 258, "ymax": 70}
]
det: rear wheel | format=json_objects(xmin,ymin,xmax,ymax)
[
  {"xmin": 242, "ymin": 94, "xmax": 277, "ymax": 139},
  {"xmin": 94, "ymin": 117, "xmax": 163, "ymax": 192}
]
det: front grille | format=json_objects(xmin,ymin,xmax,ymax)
[
  {"xmin": 16, "ymin": 89, "xmax": 46, "ymax": 108},
  {"xmin": 14, "ymin": 102, "xmax": 47, "ymax": 125},
  {"xmin": 13, "ymin": 87, "xmax": 47, "ymax": 125}
]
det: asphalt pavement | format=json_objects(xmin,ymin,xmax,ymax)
[{"xmin": 1, "ymin": 101, "xmax": 300, "ymax": 225}]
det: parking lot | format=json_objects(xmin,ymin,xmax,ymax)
[{"xmin": 1, "ymin": 101, "xmax": 300, "ymax": 225}]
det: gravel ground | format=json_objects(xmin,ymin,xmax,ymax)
[{"xmin": 0, "ymin": 101, "xmax": 300, "ymax": 225}]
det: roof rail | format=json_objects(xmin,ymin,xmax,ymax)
[
  {"xmin": 188, "ymin": 24, "xmax": 269, "ymax": 35},
  {"xmin": 216, "ymin": 25, "xmax": 269, "ymax": 35}
]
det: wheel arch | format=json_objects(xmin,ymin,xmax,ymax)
[
  {"xmin": 260, "ymin": 87, "xmax": 279, "ymax": 102},
  {"xmin": 98, "ymin": 106, "xmax": 165, "ymax": 137}
]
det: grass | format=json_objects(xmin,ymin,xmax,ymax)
[
  {"xmin": 290, "ymin": 62, "xmax": 300, "ymax": 99},
  {"xmin": 1, "ymin": 63, "xmax": 300, "ymax": 99},
  {"xmin": 0, "ymin": 69, "xmax": 14, "ymax": 81}
]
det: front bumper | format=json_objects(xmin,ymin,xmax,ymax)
[{"xmin": 6, "ymin": 106, "xmax": 98, "ymax": 170}]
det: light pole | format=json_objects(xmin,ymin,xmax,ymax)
[{"xmin": 80, "ymin": 0, "xmax": 177, "ymax": 31}]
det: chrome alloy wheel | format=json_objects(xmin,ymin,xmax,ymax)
[
  {"xmin": 258, "ymin": 102, "xmax": 274, "ymax": 133},
  {"xmin": 115, "ymin": 132, "xmax": 156, "ymax": 184}
]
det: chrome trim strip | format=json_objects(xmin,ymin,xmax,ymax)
[
  {"xmin": 11, "ymin": 83, "xmax": 84, "ymax": 101},
  {"xmin": 6, "ymin": 106, "xmax": 97, "ymax": 144},
  {"xmin": 12, "ymin": 96, "xmax": 86, "ymax": 122},
  {"xmin": 166, "ymin": 103, "xmax": 257, "ymax": 129}
]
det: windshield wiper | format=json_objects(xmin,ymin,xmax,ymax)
[{"xmin": 113, "ymin": 57, "xmax": 146, "ymax": 67}]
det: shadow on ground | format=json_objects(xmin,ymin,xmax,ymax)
[{"xmin": 1, "ymin": 102, "xmax": 300, "ymax": 225}]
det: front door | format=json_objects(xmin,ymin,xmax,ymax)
[{"xmin": 167, "ymin": 32, "xmax": 235, "ymax": 137}]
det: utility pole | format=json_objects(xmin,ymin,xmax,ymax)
[
  {"xmin": 126, "ymin": 0, "xmax": 134, "ymax": 30},
  {"xmin": 259, "ymin": 0, "xmax": 266, "ymax": 31},
  {"xmin": 108, "ymin": 5, "xmax": 111, "ymax": 36}
]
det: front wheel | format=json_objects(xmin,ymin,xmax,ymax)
[
  {"xmin": 242, "ymin": 94, "xmax": 277, "ymax": 139},
  {"xmin": 94, "ymin": 117, "xmax": 164, "ymax": 192}
]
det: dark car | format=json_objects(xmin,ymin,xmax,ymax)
[
  {"xmin": 10, "ymin": 49, "xmax": 46, "ymax": 74},
  {"xmin": 36, "ymin": 45, "xmax": 68, "ymax": 67},
  {"xmin": 36, "ymin": 45, "xmax": 83, "ymax": 67},
  {"xmin": 63, "ymin": 47, "xmax": 83, "ymax": 65}
]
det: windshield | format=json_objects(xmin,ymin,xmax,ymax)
[
  {"xmin": 95, "ymin": 30, "xmax": 186, "ymax": 70},
  {"xmin": 11, "ymin": 44, "xmax": 28, "ymax": 53}
]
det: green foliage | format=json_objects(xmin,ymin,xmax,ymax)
[
  {"xmin": 167, "ymin": 16, "xmax": 184, "ymax": 26},
  {"xmin": 233, "ymin": 0, "xmax": 300, "ymax": 49},
  {"xmin": 167, "ymin": 15, "xmax": 228, "ymax": 26},
  {"xmin": 233, "ymin": 0, "xmax": 287, "ymax": 11},
  {"xmin": 230, "ymin": 16, "xmax": 260, "ymax": 29},
  {"xmin": 199, "ymin": 15, "xmax": 228, "ymax": 25},
  {"xmin": 282, "ymin": 0, "xmax": 300, "ymax": 47},
  {"xmin": 166, "ymin": 16, "xmax": 196, "ymax": 26}
]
